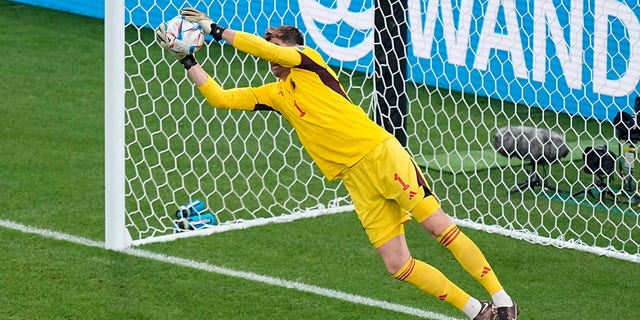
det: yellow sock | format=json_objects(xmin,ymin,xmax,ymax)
[
  {"xmin": 438, "ymin": 225, "xmax": 503, "ymax": 295},
  {"xmin": 392, "ymin": 258, "xmax": 470, "ymax": 310}
]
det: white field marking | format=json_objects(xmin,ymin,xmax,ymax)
[{"xmin": 0, "ymin": 219, "xmax": 463, "ymax": 320}]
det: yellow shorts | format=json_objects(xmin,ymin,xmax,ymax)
[{"xmin": 342, "ymin": 138, "xmax": 441, "ymax": 248}]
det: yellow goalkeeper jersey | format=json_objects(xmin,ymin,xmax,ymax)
[{"xmin": 197, "ymin": 31, "xmax": 393, "ymax": 180}]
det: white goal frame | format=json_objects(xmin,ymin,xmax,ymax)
[{"xmin": 105, "ymin": 0, "xmax": 127, "ymax": 250}]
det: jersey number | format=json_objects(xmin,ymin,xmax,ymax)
[
  {"xmin": 394, "ymin": 173, "xmax": 410, "ymax": 191},
  {"xmin": 294, "ymin": 100, "xmax": 306, "ymax": 117}
]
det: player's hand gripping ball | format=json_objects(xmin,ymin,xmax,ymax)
[
  {"xmin": 156, "ymin": 15, "xmax": 205, "ymax": 59},
  {"xmin": 181, "ymin": 8, "xmax": 215, "ymax": 34}
]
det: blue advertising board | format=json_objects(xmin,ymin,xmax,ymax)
[{"xmin": 14, "ymin": 0, "xmax": 640, "ymax": 122}]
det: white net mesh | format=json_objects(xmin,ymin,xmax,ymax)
[{"xmin": 122, "ymin": 0, "xmax": 639, "ymax": 261}]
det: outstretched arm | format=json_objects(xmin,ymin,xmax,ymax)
[
  {"xmin": 181, "ymin": 8, "xmax": 301, "ymax": 67},
  {"xmin": 229, "ymin": 31, "xmax": 302, "ymax": 67},
  {"xmin": 155, "ymin": 25, "xmax": 262, "ymax": 111}
]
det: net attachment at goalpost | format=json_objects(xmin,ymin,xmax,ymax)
[{"xmin": 106, "ymin": 0, "xmax": 639, "ymax": 262}]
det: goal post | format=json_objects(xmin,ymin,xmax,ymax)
[
  {"xmin": 104, "ymin": 0, "xmax": 128, "ymax": 250},
  {"xmin": 98, "ymin": 0, "xmax": 640, "ymax": 262}
]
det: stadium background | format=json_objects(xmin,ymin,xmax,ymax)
[{"xmin": 13, "ymin": 0, "xmax": 640, "ymax": 121}]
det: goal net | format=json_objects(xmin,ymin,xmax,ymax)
[{"xmin": 105, "ymin": 0, "xmax": 639, "ymax": 262}]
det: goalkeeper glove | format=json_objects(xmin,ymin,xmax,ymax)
[
  {"xmin": 181, "ymin": 8, "xmax": 226, "ymax": 42},
  {"xmin": 155, "ymin": 23, "xmax": 198, "ymax": 70}
]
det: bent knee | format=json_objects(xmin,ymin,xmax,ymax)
[
  {"xmin": 390, "ymin": 257, "xmax": 416, "ymax": 280},
  {"xmin": 419, "ymin": 209, "xmax": 454, "ymax": 237},
  {"xmin": 386, "ymin": 258, "xmax": 411, "ymax": 275}
]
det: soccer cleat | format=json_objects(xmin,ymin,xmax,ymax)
[
  {"xmin": 495, "ymin": 302, "xmax": 519, "ymax": 320},
  {"xmin": 473, "ymin": 301, "xmax": 496, "ymax": 320}
]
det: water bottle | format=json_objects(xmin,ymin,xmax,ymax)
[
  {"xmin": 176, "ymin": 199, "xmax": 206, "ymax": 218},
  {"xmin": 186, "ymin": 213, "xmax": 218, "ymax": 229},
  {"xmin": 174, "ymin": 213, "xmax": 218, "ymax": 230},
  {"xmin": 174, "ymin": 199, "xmax": 218, "ymax": 230}
]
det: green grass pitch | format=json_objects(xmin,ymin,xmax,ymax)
[{"xmin": 0, "ymin": 1, "xmax": 639, "ymax": 319}]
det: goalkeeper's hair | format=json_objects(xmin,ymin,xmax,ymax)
[{"xmin": 264, "ymin": 26, "xmax": 304, "ymax": 45}]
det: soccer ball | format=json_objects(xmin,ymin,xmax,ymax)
[{"xmin": 162, "ymin": 15, "xmax": 205, "ymax": 55}]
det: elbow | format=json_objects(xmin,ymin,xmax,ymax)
[{"xmin": 205, "ymin": 96, "xmax": 231, "ymax": 110}]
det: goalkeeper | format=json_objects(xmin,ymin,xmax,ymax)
[{"xmin": 157, "ymin": 8, "xmax": 519, "ymax": 320}]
